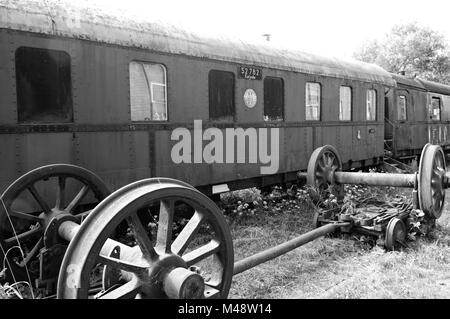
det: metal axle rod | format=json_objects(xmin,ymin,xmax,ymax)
[
  {"xmin": 334, "ymin": 172, "xmax": 416, "ymax": 188},
  {"xmin": 298, "ymin": 171, "xmax": 417, "ymax": 188},
  {"xmin": 233, "ymin": 222, "xmax": 348, "ymax": 275}
]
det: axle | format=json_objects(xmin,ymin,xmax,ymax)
[
  {"xmin": 233, "ymin": 222, "xmax": 348, "ymax": 275},
  {"xmin": 298, "ymin": 171, "xmax": 417, "ymax": 188},
  {"xmin": 334, "ymin": 171, "xmax": 416, "ymax": 187}
]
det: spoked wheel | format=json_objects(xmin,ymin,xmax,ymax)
[
  {"xmin": 418, "ymin": 143, "xmax": 446, "ymax": 219},
  {"xmin": 307, "ymin": 145, "xmax": 344, "ymax": 198},
  {"xmin": 385, "ymin": 218, "xmax": 406, "ymax": 251},
  {"xmin": 57, "ymin": 178, "xmax": 234, "ymax": 299},
  {"xmin": 0, "ymin": 164, "xmax": 110, "ymax": 292}
]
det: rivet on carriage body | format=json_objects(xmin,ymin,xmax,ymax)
[{"xmin": 171, "ymin": 120, "xmax": 279, "ymax": 174}]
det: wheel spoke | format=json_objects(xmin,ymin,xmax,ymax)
[
  {"xmin": 4, "ymin": 226, "xmax": 43, "ymax": 246},
  {"xmin": 325, "ymin": 153, "xmax": 333, "ymax": 167},
  {"xmin": 433, "ymin": 167, "xmax": 445, "ymax": 177},
  {"xmin": 183, "ymin": 240, "xmax": 221, "ymax": 266},
  {"xmin": 318, "ymin": 159, "xmax": 326, "ymax": 170},
  {"xmin": 321, "ymin": 154, "xmax": 328, "ymax": 168},
  {"xmin": 8, "ymin": 210, "xmax": 41, "ymax": 222},
  {"xmin": 19, "ymin": 238, "xmax": 43, "ymax": 266},
  {"xmin": 28, "ymin": 185, "xmax": 51, "ymax": 214},
  {"xmin": 155, "ymin": 200, "xmax": 175, "ymax": 254},
  {"xmin": 97, "ymin": 253, "xmax": 148, "ymax": 274},
  {"xmin": 55, "ymin": 176, "xmax": 66, "ymax": 210},
  {"xmin": 129, "ymin": 213, "xmax": 158, "ymax": 261},
  {"xmin": 96, "ymin": 277, "xmax": 141, "ymax": 299},
  {"xmin": 65, "ymin": 185, "xmax": 89, "ymax": 214},
  {"xmin": 171, "ymin": 211, "xmax": 205, "ymax": 255}
]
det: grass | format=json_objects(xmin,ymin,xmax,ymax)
[{"xmin": 226, "ymin": 186, "xmax": 450, "ymax": 299}]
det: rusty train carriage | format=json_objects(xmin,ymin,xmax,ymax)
[
  {"xmin": 0, "ymin": 0, "xmax": 393, "ymax": 197},
  {"xmin": 386, "ymin": 74, "xmax": 450, "ymax": 160},
  {"xmin": 0, "ymin": 0, "xmax": 450, "ymax": 299},
  {"xmin": 419, "ymin": 78, "xmax": 450, "ymax": 149},
  {"xmin": 386, "ymin": 74, "xmax": 429, "ymax": 159}
]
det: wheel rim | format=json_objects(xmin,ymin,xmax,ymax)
[
  {"xmin": 385, "ymin": 218, "xmax": 406, "ymax": 251},
  {"xmin": 418, "ymin": 143, "xmax": 446, "ymax": 219},
  {"xmin": 0, "ymin": 164, "xmax": 110, "ymax": 291},
  {"xmin": 307, "ymin": 145, "xmax": 343, "ymax": 196},
  {"xmin": 57, "ymin": 178, "xmax": 234, "ymax": 299}
]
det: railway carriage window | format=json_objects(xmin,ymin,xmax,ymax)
[
  {"xmin": 305, "ymin": 82, "xmax": 321, "ymax": 120},
  {"xmin": 129, "ymin": 61, "xmax": 167, "ymax": 121},
  {"xmin": 339, "ymin": 86, "xmax": 352, "ymax": 121},
  {"xmin": 15, "ymin": 47, "xmax": 73, "ymax": 123},
  {"xmin": 264, "ymin": 77, "xmax": 284, "ymax": 121},
  {"xmin": 209, "ymin": 70, "xmax": 235, "ymax": 120},
  {"xmin": 366, "ymin": 89, "xmax": 377, "ymax": 121},
  {"xmin": 397, "ymin": 95, "xmax": 407, "ymax": 121},
  {"xmin": 430, "ymin": 97, "xmax": 441, "ymax": 121}
]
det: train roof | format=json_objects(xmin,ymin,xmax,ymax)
[
  {"xmin": 417, "ymin": 78, "xmax": 450, "ymax": 96},
  {"xmin": 0, "ymin": 0, "xmax": 396, "ymax": 86},
  {"xmin": 390, "ymin": 73, "xmax": 426, "ymax": 91}
]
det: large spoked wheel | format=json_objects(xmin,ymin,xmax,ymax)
[
  {"xmin": 0, "ymin": 164, "xmax": 110, "ymax": 289},
  {"xmin": 418, "ymin": 143, "xmax": 446, "ymax": 219},
  {"xmin": 307, "ymin": 145, "xmax": 344, "ymax": 198},
  {"xmin": 385, "ymin": 218, "xmax": 406, "ymax": 251},
  {"xmin": 57, "ymin": 178, "xmax": 234, "ymax": 299}
]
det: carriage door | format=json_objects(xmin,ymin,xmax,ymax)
[{"xmin": 428, "ymin": 96, "xmax": 442, "ymax": 145}]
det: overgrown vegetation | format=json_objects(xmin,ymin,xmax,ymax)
[{"xmin": 226, "ymin": 184, "xmax": 450, "ymax": 299}]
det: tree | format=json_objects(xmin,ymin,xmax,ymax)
[{"xmin": 354, "ymin": 22, "xmax": 450, "ymax": 84}]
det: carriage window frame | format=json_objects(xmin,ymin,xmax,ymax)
[
  {"xmin": 430, "ymin": 96, "xmax": 441, "ymax": 121},
  {"xmin": 263, "ymin": 76, "xmax": 284, "ymax": 121},
  {"xmin": 339, "ymin": 86, "xmax": 352, "ymax": 121},
  {"xmin": 15, "ymin": 46, "xmax": 73, "ymax": 124},
  {"xmin": 366, "ymin": 89, "xmax": 377, "ymax": 121},
  {"xmin": 305, "ymin": 82, "xmax": 321, "ymax": 121},
  {"xmin": 208, "ymin": 70, "xmax": 235, "ymax": 120},
  {"xmin": 397, "ymin": 95, "xmax": 407, "ymax": 122},
  {"xmin": 129, "ymin": 61, "xmax": 168, "ymax": 122}
]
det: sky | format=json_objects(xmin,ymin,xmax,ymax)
[{"xmin": 74, "ymin": 0, "xmax": 450, "ymax": 59}]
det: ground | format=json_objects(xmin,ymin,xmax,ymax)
[{"xmin": 226, "ymin": 186, "xmax": 450, "ymax": 299}]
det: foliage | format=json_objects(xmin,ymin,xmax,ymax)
[{"xmin": 354, "ymin": 22, "xmax": 450, "ymax": 84}]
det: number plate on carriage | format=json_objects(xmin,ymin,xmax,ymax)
[{"xmin": 238, "ymin": 66, "xmax": 262, "ymax": 80}]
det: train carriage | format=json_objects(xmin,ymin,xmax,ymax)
[
  {"xmin": 385, "ymin": 73, "xmax": 450, "ymax": 162},
  {"xmin": 417, "ymin": 78, "xmax": 450, "ymax": 150},
  {"xmin": 0, "ymin": 0, "xmax": 395, "ymax": 199},
  {"xmin": 385, "ymin": 74, "xmax": 429, "ymax": 160}
]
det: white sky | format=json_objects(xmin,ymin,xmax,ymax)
[{"xmin": 78, "ymin": 0, "xmax": 450, "ymax": 59}]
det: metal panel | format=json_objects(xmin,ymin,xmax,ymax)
[
  {"xmin": 0, "ymin": 135, "xmax": 19, "ymax": 191},
  {"xmin": 352, "ymin": 126, "xmax": 367, "ymax": 161},
  {"xmin": 0, "ymin": 0, "xmax": 395, "ymax": 86},
  {"xmin": 74, "ymin": 44, "xmax": 129, "ymax": 124},
  {"xmin": 0, "ymin": 31, "xmax": 15, "ymax": 124},
  {"xmin": 75, "ymin": 132, "xmax": 147, "ymax": 191},
  {"xmin": 284, "ymin": 127, "xmax": 312, "ymax": 171},
  {"xmin": 336, "ymin": 126, "xmax": 353, "ymax": 162},
  {"xmin": 17, "ymin": 133, "xmax": 73, "ymax": 170}
]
